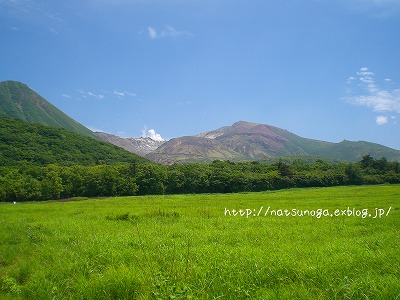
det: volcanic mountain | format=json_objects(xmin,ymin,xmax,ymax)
[
  {"xmin": 147, "ymin": 121, "xmax": 400, "ymax": 164},
  {"xmin": 0, "ymin": 80, "xmax": 95, "ymax": 137}
]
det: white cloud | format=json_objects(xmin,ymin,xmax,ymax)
[
  {"xmin": 141, "ymin": 126, "xmax": 164, "ymax": 141},
  {"xmin": 114, "ymin": 90, "xmax": 125, "ymax": 97},
  {"xmin": 147, "ymin": 129, "xmax": 164, "ymax": 141},
  {"xmin": 376, "ymin": 115, "xmax": 388, "ymax": 125},
  {"xmin": 350, "ymin": 90, "xmax": 400, "ymax": 112},
  {"xmin": 147, "ymin": 25, "xmax": 190, "ymax": 39},
  {"xmin": 357, "ymin": 68, "xmax": 374, "ymax": 77},
  {"xmin": 62, "ymin": 94, "xmax": 72, "ymax": 98},
  {"xmin": 345, "ymin": 67, "xmax": 400, "ymax": 124}
]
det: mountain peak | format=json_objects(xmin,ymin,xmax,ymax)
[
  {"xmin": 198, "ymin": 121, "xmax": 288, "ymax": 141},
  {"xmin": 232, "ymin": 120, "xmax": 268, "ymax": 128},
  {"xmin": 0, "ymin": 80, "xmax": 95, "ymax": 138},
  {"xmin": 232, "ymin": 120, "xmax": 256, "ymax": 126}
]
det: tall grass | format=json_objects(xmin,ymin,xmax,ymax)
[{"xmin": 0, "ymin": 185, "xmax": 399, "ymax": 299}]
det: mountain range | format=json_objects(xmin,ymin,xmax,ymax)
[
  {"xmin": 145, "ymin": 121, "xmax": 400, "ymax": 164},
  {"xmin": 95, "ymin": 121, "xmax": 400, "ymax": 164},
  {"xmin": 1, "ymin": 80, "xmax": 400, "ymax": 165}
]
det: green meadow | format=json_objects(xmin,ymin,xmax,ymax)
[{"xmin": 1, "ymin": 185, "xmax": 399, "ymax": 299}]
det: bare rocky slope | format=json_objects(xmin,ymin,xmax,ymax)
[
  {"xmin": 94, "ymin": 132, "xmax": 165, "ymax": 156},
  {"xmin": 145, "ymin": 121, "xmax": 400, "ymax": 164},
  {"xmin": 146, "ymin": 136, "xmax": 246, "ymax": 164}
]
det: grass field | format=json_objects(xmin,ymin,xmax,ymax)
[{"xmin": 1, "ymin": 185, "xmax": 399, "ymax": 299}]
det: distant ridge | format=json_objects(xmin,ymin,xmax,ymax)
[
  {"xmin": 0, "ymin": 80, "xmax": 95, "ymax": 138},
  {"xmin": 147, "ymin": 121, "xmax": 400, "ymax": 164},
  {"xmin": 94, "ymin": 132, "xmax": 165, "ymax": 156}
]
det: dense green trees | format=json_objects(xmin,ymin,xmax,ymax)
[
  {"xmin": 0, "ymin": 155, "xmax": 399, "ymax": 202},
  {"xmin": 0, "ymin": 117, "xmax": 148, "ymax": 166}
]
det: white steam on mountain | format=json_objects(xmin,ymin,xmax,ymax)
[{"xmin": 141, "ymin": 126, "xmax": 165, "ymax": 141}]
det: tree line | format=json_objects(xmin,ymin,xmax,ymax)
[{"xmin": 1, "ymin": 155, "xmax": 399, "ymax": 202}]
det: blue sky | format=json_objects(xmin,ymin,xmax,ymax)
[{"xmin": 1, "ymin": 0, "xmax": 399, "ymax": 149}]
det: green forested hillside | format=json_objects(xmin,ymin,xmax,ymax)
[
  {"xmin": 0, "ymin": 81, "xmax": 95, "ymax": 137},
  {"xmin": 0, "ymin": 117, "xmax": 148, "ymax": 166}
]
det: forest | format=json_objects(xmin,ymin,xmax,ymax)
[
  {"xmin": 0, "ymin": 117, "xmax": 147, "ymax": 166},
  {"xmin": 1, "ymin": 155, "xmax": 399, "ymax": 202}
]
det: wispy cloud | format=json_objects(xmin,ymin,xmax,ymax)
[
  {"xmin": 0, "ymin": 0, "xmax": 30, "ymax": 14},
  {"xmin": 64, "ymin": 88, "xmax": 138, "ymax": 101},
  {"xmin": 148, "ymin": 27, "xmax": 157, "ymax": 39},
  {"xmin": 49, "ymin": 27, "xmax": 58, "ymax": 34},
  {"xmin": 1, "ymin": 0, "xmax": 65, "ymax": 32},
  {"xmin": 113, "ymin": 90, "xmax": 137, "ymax": 99},
  {"xmin": 147, "ymin": 25, "xmax": 190, "ymax": 40},
  {"xmin": 342, "ymin": 0, "xmax": 400, "ymax": 17},
  {"xmin": 344, "ymin": 67, "xmax": 400, "ymax": 125},
  {"xmin": 78, "ymin": 90, "xmax": 105, "ymax": 100}
]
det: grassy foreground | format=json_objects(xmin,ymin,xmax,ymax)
[{"xmin": 0, "ymin": 185, "xmax": 399, "ymax": 299}]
